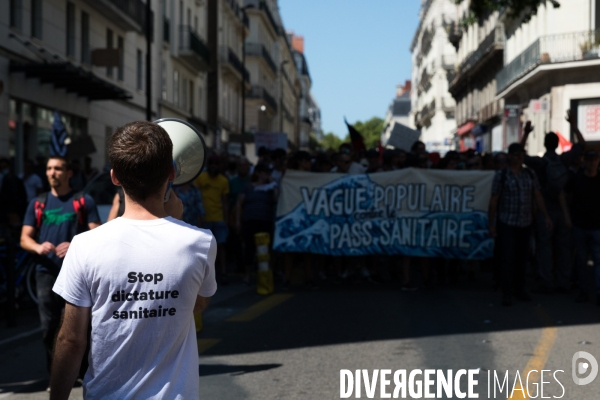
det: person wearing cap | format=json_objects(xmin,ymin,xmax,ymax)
[
  {"xmin": 195, "ymin": 155, "xmax": 230, "ymax": 283},
  {"xmin": 489, "ymin": 143, "xmax": 552, "ymax": 306},
  {"xmin": 566, "ymin": 149, "xmax": 600, "ymax": 304}
]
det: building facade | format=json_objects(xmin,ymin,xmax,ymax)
[
  {"xmin": 449, "ymin": 7, "xmax": 504, "ymax": 153},
  {"xmin": 410, "ymin": 0, "xmax": 457, "ymax": 155},
  {"xmin": 2, "ymin": 0, "xmax": 158, "ymax": 174},
  {"xmin": 495, "ymin": 0, "xmax": 600, "ymax": 155},
  {"xmin": 382, "ymin": 81, "xmax": 413, "ymax": 146}
]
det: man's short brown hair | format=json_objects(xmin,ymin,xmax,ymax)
[{"xmin": 109, "ymin": 121, "xmax": 172, "ymax": 202}]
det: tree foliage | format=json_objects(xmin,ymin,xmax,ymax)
[
  {"xmin": 319, "ymin": 132, "xmax": 343, "ymax": 151},
  {"xmin": 454, "ymin": 0, "xmax": 560, "ymax": 26},
  {"xmin": 352, "ymin": 117, "xmax": 385, "ymax": 150}
]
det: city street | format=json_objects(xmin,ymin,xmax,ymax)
[{"xmin": 2, "ymin": 271, "xmax": 600, "ymax": 399}]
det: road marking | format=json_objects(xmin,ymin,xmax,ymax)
[
  {"xmin": 0, "ymin": 328, "xmax": 41, "ymax": 347},
  {"xmin": 509, "ymin": 308, "xmax": 558, "ymax": 400},
  {"xmin": 226, "ymin": 294, "xmax": 294, "ymax": 322},
  {"xmin": 198, "ymin": 339, "xmax": 221, "ymax": 354}
]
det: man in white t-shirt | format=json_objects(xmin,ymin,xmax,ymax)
[{"xmin": 50, "ymin": 121, "xmax": 217, "ymax": 399}]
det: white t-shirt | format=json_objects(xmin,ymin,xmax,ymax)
[{"xmin": 53, "ymin": 217, "xmax": 217, "ymax": 400}]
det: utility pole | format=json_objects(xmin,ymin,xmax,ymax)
[
  {"xmin": 145, "ymin": 0, "xmax": 152, "ymax": 121},
  {"xmin": 279, "ymin": 59, "xmax": 288, "ymax": 133}
]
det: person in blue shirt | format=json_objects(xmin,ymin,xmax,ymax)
[{"xmin": 20, "ymin": 156, "xmax": 101, "ymax": 374}]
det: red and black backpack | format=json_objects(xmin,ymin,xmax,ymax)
[{"xmin": 33, "ymin": 191, "xmax": 88, "ymax": 236}]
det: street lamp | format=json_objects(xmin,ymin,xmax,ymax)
[{"xmin": 279, "ymin": 59, "xmax": 289, "ymax": 133}]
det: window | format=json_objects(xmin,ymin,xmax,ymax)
[
  {"xmin": 596, "ymin": 0, "xmax": 600, "ymax": 30},
  {"xmin": 117, "ymin": 36, "xmax": 124, "ymax": 80},
  {"xmin": 161, "ymin": 59, "xmax": 167, "ymax": 100},
  {"xmin": 173, "ymin": 70, "xmax": 179, "ymax": 106},
  {"xmin": 106, "ymin": 29, "xmax": 114, "ymax": 77},
  {"xmin": 10, "ymin": 0, "xmax": 23, "ymax": 30},
  {"xmin": 31, "ymin": 0, "xmax": 42, "ymax": 39},
  {"xmin": 66, "ymin": 3, "xmax": 75, "ymax": 57},
  {"xmin": 194, "ymin": 16, "xmax": 198, "ymax": 33},
  {"xmin": 137, "ymin": 50, "xmax": 143, "ymax": 91},
  {"xmin": 81, "ymin": 12, "xmax": 90, "ymax": 64}
]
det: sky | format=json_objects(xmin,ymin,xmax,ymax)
[{"xmin": 279, "ymin": 0, "xmax": 421, "ymax": 138}]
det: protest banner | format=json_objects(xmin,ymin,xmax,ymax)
[{"xmin": 273, "ymin": 169, "xmax": 495, "ymax": 259}]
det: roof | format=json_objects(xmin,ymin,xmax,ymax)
[{"xmin": 391, "ymin": 97, "xmax": 411, "ymax": 117}]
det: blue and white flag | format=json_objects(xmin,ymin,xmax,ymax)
[
  {"xmin": 274, "ymin": 169, "xmax": 495, "ymax": 260},
  {"xmin": 50, "ymin": 111, "xmax": 68, "ymax": 157}
]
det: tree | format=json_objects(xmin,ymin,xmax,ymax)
[
  {"xmin": 352, "ymin": 117, "xmax": 385, "ymax": 150},
  {"xmin": 454, "ymin": 0, "xmax": 560, "ymax": 25},
  {"xmin": 319, "ymin": 132, "xmax": 343, "ymax": 151}
]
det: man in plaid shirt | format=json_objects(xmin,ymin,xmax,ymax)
[{"xmin": 489, "ymin": 143, "xmax": 552, "ymax": 306}]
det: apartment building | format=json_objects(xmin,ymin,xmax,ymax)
[
  {"xmin": 448, "ymin": 7, "xmax": 504, "ymax": 153},
  {"xmin": 381, "ymin": 81, "xmax": 413, "ymax": 146},
  {"xmin": 2, "ymin": 0, "xmax": 158, "ymax": 173},
  {"xmin": 243, "ymin": 0, "xmax": 279, "ymax": 136},
  {"xmin": 410, "ymin": 0, "xmax": 457, "ymax": 155},
  {"xmin": 494, "ymin": 0, "xmax": 600, "ymax": 155},
  {"xmin": 206, "ymin": 0, "xmax": 248, "ymax": 151},
  {"xmin": 159, "ymin": 0, "xmax": 210, "ymax": 142},
  {"xmin": 243, "ymin": 0, "xmax": 300, "ymax": 150}
]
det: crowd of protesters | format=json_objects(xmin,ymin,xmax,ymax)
[{"xmin": 1, "ymin": 110, "xmax": 600, "ymax": 318}]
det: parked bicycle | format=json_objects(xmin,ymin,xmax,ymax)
[{"xmin": 0, "ymin": 237, "xmax": 38, "ymax": 306}]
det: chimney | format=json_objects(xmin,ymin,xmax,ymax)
[
  {"xmin": 396, "ymin": 80, "xmax": 412, "ymax": 97},
  {"xmin": 292, "ymin": 35, "xmax": 305, "ymax": 54}
]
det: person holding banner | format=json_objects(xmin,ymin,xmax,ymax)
[{"xmin": 489, "ymin": 143, "xmax": 552, "ymax": 307}]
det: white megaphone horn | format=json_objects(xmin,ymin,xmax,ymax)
[{"xmin": 154, "ymin": 118, "xmax": 207, "ymax": 197}]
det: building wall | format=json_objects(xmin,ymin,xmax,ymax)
[{"xmin": 411, "ymin": 0, "xmax": 457, "ymax": 155}]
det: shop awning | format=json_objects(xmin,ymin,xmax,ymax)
[
  {"xmin": 10, "ymin": 61, "xmax": 132, "ymax": 101},
  {"xmin": 457, "ymin": 121, "xmax": 476, "ymax": 136}
]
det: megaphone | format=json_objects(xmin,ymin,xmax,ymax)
[{"xmin": 154, "ymin": 118, "xmax": 207, "ymax": 186}]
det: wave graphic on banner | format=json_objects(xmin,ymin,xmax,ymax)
[{"xmin": 274, "ymin": 173, "xmax": 493, "ymax": 260}]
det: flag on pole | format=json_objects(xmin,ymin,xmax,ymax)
[
  {"xmin": 50, "ymin": 111, "xmax": 68, "ymax": 157},
  {"xmin": 344, "ymin": 117, "xmax": 366, "ymax": 153}
]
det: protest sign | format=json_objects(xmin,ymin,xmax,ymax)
[
  {"xmin": 386, "ymin": 123, "xmax": 421, "ymax": 152},
  {"xmin": 274, "ymin": 169, "xmax": 495, "ymax": 259}
]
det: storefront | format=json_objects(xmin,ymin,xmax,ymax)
[{"xmin": 8, "ymin": 99, "xmax": 90, "ymax": 174}]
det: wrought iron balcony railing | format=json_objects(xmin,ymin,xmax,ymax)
[
  {"xmin": 497, "ymin": 29, "xmax": 600, "ymax": 93},
  {"xmin": 248, "ymin": 85, "xmax": 278, "ymax": 111},
  {"xmin": 245, "ymin": 42, "xmax": 277, "ymax": 74}
]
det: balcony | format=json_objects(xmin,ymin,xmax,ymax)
[
  {"xmin": 82, "ymin": 0, "xmax": 150, "ymax": 33},
  {"xmin": 219, "ymin": 46, "xmax": 249, "ymax": 82},
  {"xmin": 244, "ymin": 0, "xmax": 280, "ymax": 36},
  {"xmin": 226, "ymin": 0, "xmax": 249, "ymax": 29},
  {"xmin": 497, "ymin": 29, "xmax": 600, "ymax": 94},
  {"xmin": 245, "ymin": 42, "xmax": 277, "ymax": 74},
  {"xmin": 248, "ymin": 85, "xmax": 277, "ymax": 111},
  {"xmin": 449, "ymin": 25, "xmax": 504, "ymax": 93},
  {"xmin": 163, "ymin": 17, "xmax": 170, "ymax": 43},
  {"xmin": 179, "ymin": 26, "xmax": 210, "ymax": 71},
  {"xmin": 421, "ymin": 99, "xmax": 436, "ymax": 122}
]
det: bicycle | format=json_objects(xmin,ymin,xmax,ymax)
[{"xmin": 0, "ymin": 238, "xmax": 38, "ymax": 306}]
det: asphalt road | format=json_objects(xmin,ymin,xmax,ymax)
[{"xmin": 2, "ymin": 271, "xmax": 600, "ymax": 399}]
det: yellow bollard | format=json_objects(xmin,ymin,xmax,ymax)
[
  {"xmin": 194, "ymin": 313, "xmax": 203, "ymax": 332},
  {"xmin": 255, "ymin": 232, "xmax": 274, "ymax": 295}
]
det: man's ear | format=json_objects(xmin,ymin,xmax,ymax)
[{"xmin": 110, "ymin": 169, "xmax": 121, "ymax": 186}]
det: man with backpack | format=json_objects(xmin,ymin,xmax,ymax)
[
  {"xmin": 520, "ymin": 121, "xmax": 574, "ymax": 293},
  {"xmin": 20, "ymin": 156, "xmax": 101, "ymax": 376},
  {"xmin": 489, "ymin": 143, "xmax": 552, "ymax": 306}
]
